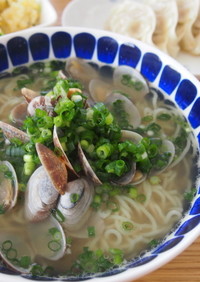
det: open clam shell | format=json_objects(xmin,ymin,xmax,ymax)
[
  {"xmin": 27, "ymin": 96, "xmax": 54, "ymax": 116},
  {"xmin": 65, "ymin": 58, "xmax": 98, "ymax": 85},
  {"xmin": 78, "ymin": 142, "xmax": 102, "ymax": 185},
  {"xmin": 9, "ymin": 102, "xmax": 28, "ymax": 127},
  {"xmin": 113, "ymin": 65, "xmax": 149, "ymax": 101},
  {"xmin": 0, "ymin": 214, "xmax": 66, "ymax": 274},
  {"xmin": 57, "ymin": 177, "xmax": 94, "ymax": 233},
  {"xmin": 27, "ymin": 215, "xmax": 67, "ymax": 261},
  {"xmin": 114, "ymin": 130, "xmax": 147, "ymax": 185},
  {"xmin": 21, "ymin": 87, "xmax": 39, "ymax": 103},
  {"xmin": 24, "ymin": 166, "xmax": 59, "ymax": 222},
  {"xmin": 0, "ymin": 161, "xmax": 18, "ymax": 213},
  {"xmin": 105, "ymin": 92, "xmax": 141, "ymax": 129},
  {"xmin": 53, "ymin": 126, "xmax": 79, "ymax": 177},
  {"xmin": 0, "ymin": 121, "xmax": 30, "ymax": 143},
  {"xmin": 36, "ymin": 143, "xmax": 68, "ymax": 195},
  {"xmin": 25, "ymin": 144, "xmax": 68, "ymax": 222},
  {"xmin": 88, "ymin": 78, "xmax": 114, "ymax": 103}
]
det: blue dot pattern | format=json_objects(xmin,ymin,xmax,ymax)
[
  {"xmin": 175, "ymin": 215, "xmax": 200, "ymax": 236},
  {"xmin": 159, "ymin": 65, "xmax": 181, "ymax": 95},
  {"xmin": 51, "ymin": 32, "xmax": 72, "ymax": 58},
  {"xmin": 0, "ymin": 44, "xmax": 8, "ymax": 72},
  {"xmin": 74, "ymin": 33, "xmax": 96, "ymax": 59},
  {"xmin": 188, "ymin": 97, "xmax": 200, "ymax": 129},
  {"xmin": 97, "ymin": 36, "xmax": 118, "ymax": 63},
  {"xmin": 0, "ymin": 30, "xmax": 199, "ymax": 280},
  {"xmin": 175, "ymin": 79, "xmax": 197, "ymax": 110},
  {"xmin": 153, "ymin": 236, "xmax": 184, "ymax": 254},
  {"xmin": 141, "ymin": 52, "xmax": 162, "ymax": 82},
  {"xmin": 7, "ymin": 37, "xmax": 29, "ymax": 66},
  {"xmin": 29, "ymin": 33, "xmax": 50, "ymax": 60},
  {"xmin": 118, "ymin": 43, "xmax": 141, "ymax": 67},
  {"xmin": 190, "ymin": 197, "xmax": 200, "ymax": 215}
]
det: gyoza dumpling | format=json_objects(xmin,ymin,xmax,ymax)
[
  {"xmin": 188, "ymin": 1, "xmax": 200, "ymax": 55},
  {"xmin": 105, "ymin": 0, "xmax": 156, "ymax": 46},
  {"xmin": 139, "ymin": 0, "xmax": 179, "ymax": 57},
  {"xmin": 176, "ymin": 0, "xmax": 200, "ymax": 53}
]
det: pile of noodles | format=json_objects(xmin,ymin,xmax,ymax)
[{"xmin": 85, "ymin": 159, "xmax": 190, "ymax": 258}]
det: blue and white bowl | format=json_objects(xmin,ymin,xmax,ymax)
[{"xmin": 0, "ymin": 27, "xmax": 199, "ymax": 282}]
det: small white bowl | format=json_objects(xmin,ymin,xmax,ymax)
[{"xmin": 38, "ymin": 0, "xmax": 57, "ymax": 28}]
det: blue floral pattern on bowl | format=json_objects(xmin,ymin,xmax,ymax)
[{"xmin": 0, "ymin": 27, "xmax": 199, "ymax": 281}]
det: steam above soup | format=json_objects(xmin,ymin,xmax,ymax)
[{"xmin": 0, "ymin": 59, "xmax": 198, "ymax": 278}]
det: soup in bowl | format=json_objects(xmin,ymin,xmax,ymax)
[{"xmin": 0, "ymin": 27, "xmax": 199, "ymax": 282}]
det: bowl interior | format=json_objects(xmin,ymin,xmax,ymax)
[{"xmin": 0, "ymin": 27, "xmax": 199, "ymax": 282}]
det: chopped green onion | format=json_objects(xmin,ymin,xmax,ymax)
[
  {"xmin": 80, "ymin": 139, "xmax": 89, "ymax": 150},
  {"xmin": 96, "ymin": 143, "xmax": 114, "ymax": 159},
  {"xmin": 0, "ymin": 164, "xmax": 8, "ymax": 172},
  {"xmin": 142, "ymin": 115, "xmax": 153, "ymax": 123},
  {"xmin": 157, "ymin": 113, "xmax": 171, "ymax": 121},
  {"xmin": 18, "ymin": 183, "xmax": 26, "ymax": 192},
  {"xmin": 23, "ymin": 154, "xmax": 34, "ymax": 163},
  {"xmin": 54, "ymin": 116, "xmax": 64, "ymax": 127},
  {"xmin": 4, "ymin": 170, "xmax": 13, "ymax": 179},
  {"xmin": 48, "ymin": 227, "xmax": 62, "ymax": 241},
  {"xmin": 48, "ymin": 240, "xmax": 61, "ymax": 252},
  {"xmin": 51, "ymin": 208, "xmax": 65, "ymax": 223},
  {"xmin": 149, "ymin": 176, "xmax": 161, "ymax": 185},
  {"xmin": 184, "ymin": 188, "xmax": 196, "ymax": 202},
  {"xmin": 87, "ymin": 226, "xmax": 96, "ymax": 237},
  {"xmin": 109, "ymin": 248, "xmax": 123, "ymax": 255},
  {"xmin": 107, "ymin": 201, "xmax": 119, "ymax": 212},
  {"xmin": 128, "ymin": 187, "xmax": 138, "ymax": 199},
  {"xmin": 148, "ymin": 239, "xmax": 159, "ymax": 248},
  {"xmin": 122, "ymin": 221, "xmax": 134, "ymax": 231},
  {"xmin": 105, "ymin": 113, "xmax": 114, "ymax": 125},
  {"xmin": 66, "ymin": 237, "xmax": 72, "ymax": 245},
  {"xmin": 0, "ymin": 204, "xmax": 5, "ymax": 215},
  {"xmin": 24, "ymin": 162, "xmax": 35, "ymax": 176},
  {"xmin": 2, "ymin": 240, "xmax": 12, "ymax": 251},
  {"xmin": 70, "ymin": 193, "xmax": 80, "ymax": 204},
  {"xmin": 31, "ymin": 264, "xmax": 44, "ymax": 276},
  {"xmin": 112, "ymin": 254, "xmax": 123, "ymax": 265},
  {"xmin": 105, "ymin": 160, "xmax": 127, "ymax": 177},
  {"xmin": 19, "ymin": 256, "xmax": 32, "ymax": 269},
  {"xmin": 136, "ymin": 194, "xmax": 146, "ymax": 203}
]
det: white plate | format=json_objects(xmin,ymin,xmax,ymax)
[{"xmin": 61, "ymin": 0, "xmax": 200, "ymax": 76}]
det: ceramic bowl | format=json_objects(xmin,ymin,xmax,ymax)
[{"xmin": 0, "ymin": 26, "xmax": 199, "ymax": 282}]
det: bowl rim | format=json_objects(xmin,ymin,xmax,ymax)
[{"xmin": 0, "ymin": 26, "xmax": 199, "ymax": 282}]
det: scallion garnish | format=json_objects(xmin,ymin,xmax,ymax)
[
  {"xmin": 87, "ymin": 226, "xmax": 96, "ymax": 237},
  {"xmin": 48, "ymin": 227, "xmax": 62, "ymax": 241},
  {"xmin": 70, "ymin": 193, "xmax": 80, "ymax": 204},
  {"xmin": 122, "ymin": 221, "xmax": 134, "ymax": 231},
  {"xmin": 2, "ymin": 240, "xmax": 12, "ymax": 251},
  {"xmin": 31, "ymin": 264, "xmax": 44, "ymax": 276},
  {"xmin": 156, "ymin": 113, "xmax": 171, "ymax": 121},
  {"xmin": 0, "ymin": 204, "xmax": 5, "ymax": 215},
  {"xmin": 136, "ymin": 194, "xmax": 146, "ymax": 203},
  {"xmin": 107, "ymin": 201, "xmax": 119, "ymax": 212},
  {"xmin": 19, "ymin": 256, "xmax": 32, "ymax": 269},
  {"xmin": 48, "ymin": 240, "xmax": 61, "ymax": 252},
  {"xmin": 51, "ymin": 208, "xmax": 65, "ymax": 223}
]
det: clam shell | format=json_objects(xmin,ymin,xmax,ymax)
[
  {"xmin": 0, "ymin": 121, "xmax": 30, "ymax": 143},
  {"xmin": 0, "ymin": 161, "xmax": 18, "ymax": 212},
  {"xmin": 57, "ymin": 177, "xmax": 94, "ymax": 233}
]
